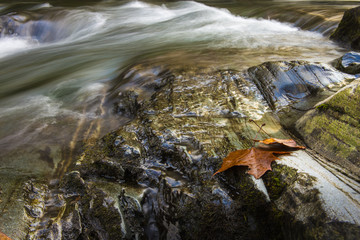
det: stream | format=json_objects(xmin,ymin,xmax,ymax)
[
  {"xmin": 0, "ymin": 0, "xmax": 355, "ymax": 178},
  {"xmin": 0, "ymin": 0, "xmax": 359, "ymax": 238}
]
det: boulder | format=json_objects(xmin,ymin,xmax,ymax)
[
  {"xmin": 330, "ymin": 6, "xmax": 360, "ymax": 50},
  {"xmin": 20, "ymin": 64, "xmax": 360, "ymax": 239},
  {"xmin": 296, "ymin": 80, "xmax": 360, "ymax": 180},
  {"xmin": 247, "ymin": 61, "xmax": 353, "ymax": 110},
  {"xmin": 2, "ymin": 61, "xmax": 359, "ymax": 239},
  {"xmin": 332, "ymin": 52, "xmax": 360, "ymax": 75}
]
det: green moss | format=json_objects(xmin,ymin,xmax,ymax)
[
  {"xmin": 326, "ymin": 86, "xmax": 360, "ymax": 120},
  {"xmin": 263, "ymin": 164, "xmax": 299, "ymax": 201},
  {"xmin": 303, "ymin": 84, "xmax": 360, "ymax": 159},
  {"xmin": 303, "ymin": 114, "xmax": 357, "ymax": 158},
  {"xmin": 316, "ymin": 104, "xmax": 329, "ymax": 111},
  {"xmin": 266, "ymin": 176, "xmax": 283, "ymax": 199},
  {"xmin": 338, "ymin": 114, "xmax": 359, "ymax": 128},
  {"xmin": 330, "ymin": 7, "xmax": 360, "ymax": 49},
  {"xmin": 296, "ymin": 84, "xmax": 360, "ymax": 177},
  {"xmin": 229, "ymin": 170, "xmax": 269, "ymax": 206}
]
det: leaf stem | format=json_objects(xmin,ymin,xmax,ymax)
[{"xmin": 249, "ymin": 119, "xmax": 271, "ymax": 138}]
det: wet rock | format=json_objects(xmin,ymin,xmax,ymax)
[
  {"xmin": 332, "ymin": 52, "xmax": 360, "ymax": 74},
  {"xmin": 16, "ymin": 64, "xmax": 360, "ymax": 239},
  {"xmin": 296, "ymin": 79, "xmax": 360, "ymax": 179},
  {"xmin": 0, "ymin": 174, "xmax": 34, "ymax": 240},
  {"xmin": 61, "ymin": 209, "xmax": 82, "ymax": 240},
  {"xmin": 270, "ymin": 169, "xmax": 324, "ymax": 223},
  {"xmin": 330, "ymin": 6, "xmax": 360, "ymax": 50},
  {"xmin": 69, "ymin": 67, "xmax": 287, "ymax": 239},
  {"xmin": 109, "ymin": 64, "xmax": 174, "ymax": 118},
  {"xmin": 119, "ymin": 190, "xmax": 145, "ymax": 239},
  {"xmin": 276, "ymin": 151, "xmax": 360, "ymax": 227},
  {"xmin": 247, "ymin": 61, "xmax": 353, "ymax": 110},
  {"xmin": 114, "ymin": 91, "xmax": 141, "ymax": 118},
  {"xmin": 79, "ymin": 158, "xmax": 126, "ymax": 182},
  {"xmin": 78, "ymin": 131, "xmax": 144, "ymax": 183},
  {"xmin": 23, "ymin": 180, "xmax": 48, "ymax": 239},
  {"xmin": 23, "ymin": 172, "xmax": 124, "ymax": 240},
  {"xmin": 79, "ymin": 187, "xmax": 123, "ymax": 240},
  {"xmin": 59, "ymin": 65, "xmax": 360, "ymax": 239},
  {"xmin": 60, "ymin": 171, "xmax": 86, "ymax": 197}
]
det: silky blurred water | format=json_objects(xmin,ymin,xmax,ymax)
[{"xmin": 0, "ymin": 0, "xmax": 356, "ymax": 178}]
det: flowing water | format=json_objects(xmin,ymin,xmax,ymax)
[{"xmin": 0, "ymin": 0, "xmax": 357, "ymax": 180}]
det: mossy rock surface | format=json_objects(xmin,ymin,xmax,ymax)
[
  {"xmin": 296, "ymin": 80, "xmax": 360, "ymax": 179},
  {"xmin": 330, "ymin": 6, "xmax": 360, "ymax": 50}
]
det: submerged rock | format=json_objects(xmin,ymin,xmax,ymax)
[
  {"xmin": 0, "ymin": 12, "xmax": 57, "ymax": 42},
  {"xmin": 0, "ymin": 8, "xmax": 103, "ymax": 43},
  {"xmin": 330, "ymin": 6, "xmax": 360, "ymax": 50}
]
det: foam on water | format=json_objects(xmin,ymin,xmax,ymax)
[
  {"xmin": 0, "ymin": 1, "xmax": 337, "ymax": 62},
  {"xmin": 0, "ymin": 9, "xmax": 107, "ymax": 47},
  {"xmin": 0, "ymin": 37, "xmax": 37, "ymax": 58},
  {"xmin": 56, "ymin": 11, "xmax": 107, "ymax": 42},
  {"xmin": 0, "ymin": 8, "xmax": 106, "ymax": 58},
  {"xmin": 29, "ymin": 3, "xmax": 52, "ymax": 10},
  {"xmin": 98, "ymin": 1, "xmax": 334, "ymax": 50}
]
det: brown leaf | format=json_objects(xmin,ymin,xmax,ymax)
[
  {"xmin": 213, "ymin": 147, "xmax": 290, "ymax": 179},
  {"xmin": 0, "ymin": 231, "xmax": 12, "ymax": 240},
  {"xmin": 254, "ymin": 138, "xmax": 305, "ymax": 149}
]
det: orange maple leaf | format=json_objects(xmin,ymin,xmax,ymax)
[
  {"xmin": 0, "ymin": 231, "xmax": 12, "ymax": 240},
  {"xmin": 254, "ymin": 138, "xmax": 305, "ymax": 149},
  {"xmin": 213, "ymin": 147, "xmax": 291, "ymax": 179}
]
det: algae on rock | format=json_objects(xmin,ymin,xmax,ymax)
[
  {"xmin": 296, "ymin": 80, "xmax": 360, "ymax": 179},
  {"xmin": 330, "ymin": 6, "xmax": 360, "ymax": 50}
]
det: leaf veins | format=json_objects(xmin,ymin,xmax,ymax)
[{"xmin": 213, "ymin": 147, "xmax": 290, "ymax": 179}]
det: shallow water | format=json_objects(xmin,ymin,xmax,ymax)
[{"xmin": 0, "ymin": 0, "xmax": 356, "ymax": 178}]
